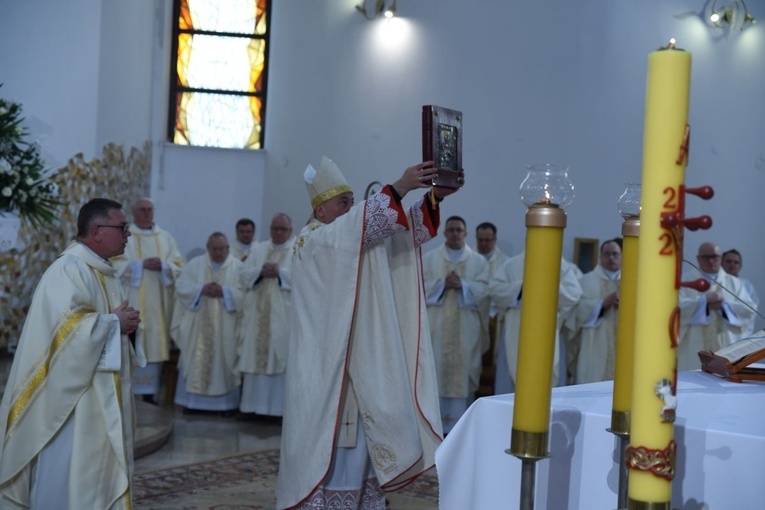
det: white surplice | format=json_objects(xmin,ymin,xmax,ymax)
[
  {"xmin": 422, "ymin": 244, "xmax": 490, "ymax": 432},
  {"xmin": 569, "ymin": 265, "xmax": 620, "ymax": 384},
  {"xmin": 171, "ymin": 253, "xmax": 244, "ymax": 407},
  {"xmin": 237, "ymin": 237, "xmax": 295, "ymax": 416},
  {"xmin": 491, "ymin": 253, "xmax": 582, "ymax": 391},
  {"xmin": 114, "ymin": 223, "xmax": 183, "ymax": 395},
  {"xmin": 678, "ymin": 268, "xmax": 756, "ymax": 371}
]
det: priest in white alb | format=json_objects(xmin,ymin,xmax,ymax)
[
  {"xmin": 276, "ymin": 156, "xmax": 457, "ymax": 510},
  {"xmin": 491, "ymin": 253, "xmax": 582, "ymax": 392},
  {"xmin": 678, "ymin": 242, "xmax": 756, "ymax": 371},
  {"xmin": 569, "ymin": 238, "xmax": 622, "ymax": 384},
  {"xmin": 231, "ymin": 218, "xmax": 256, "ymax": 261},
  {"xmin": 114, "ymin": 197, "xmax": 184, "ymax": 404},
  {"xmin": 474, "ymin": 221, "xmax": 509, "ymax": 396},
  {"xmin": 423, "ymin": 216, "xmax": 490, "ymax": 433},
  {"xmin": 237, "ymin": 213, "xmax": 295, "ymax": 420},
  {"xmin": 0, "ymin": 198, "xmax": 142, "ymax": 509},
  {"xmin": 172, "ymin": 232, "xmax": 244, "ymax": 414}
]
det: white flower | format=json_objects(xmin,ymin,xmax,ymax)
[
  {"xmin": 0, "ymin": 158, "xmax": 10, "ymax": 173},
  {"xmin": 1, "ymin": 187, "xmax": 12, "ymax": 197},
  {"xmin": 0, "ymin": 107, "xmax": 6, "ymax": 116},
  {"xmin": 24, "ymin": 177, "xmax": 33, "ymax": 186},
  {"xmin": 18, "ymin": 190, "xmax": 27, "ymax": 202}
]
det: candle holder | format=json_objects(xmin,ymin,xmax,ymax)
[
  {"xmin": 608, "ymin": 182, "xmax": 641, "ymax": 510},
  {"xmin": 508, "ymin": 164, "xmax": 573, "ymax": 510}
]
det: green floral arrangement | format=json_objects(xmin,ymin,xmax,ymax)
[{"xmin": 0, "ymin": 84, "xmax": 60, "ymax": 229}]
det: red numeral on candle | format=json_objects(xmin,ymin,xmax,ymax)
[
  {"xmin": 658, "ymin": 233, "xmax": 674, "ymax": 255},
  {"xmin": 663, "ymin": 187, "xmax": 677, "ymax": 210}
]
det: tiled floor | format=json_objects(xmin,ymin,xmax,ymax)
[
  {"xmin": 134, "ymin": 405, "xmax": 283, "ymax": 472},
  {"xmin": 1, "ymin": 355, "xmax": 437, "ymax": 509}
]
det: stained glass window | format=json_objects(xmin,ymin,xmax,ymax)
[{"xmin": 169, "ymin": 0, "xmax": 270, "ymax": 149}]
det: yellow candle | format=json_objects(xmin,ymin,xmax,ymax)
[
  {"xmin": 510, "ymin": 205, "xmax": 566, "ymax": 457},
  {"xmin": 628, "ymin": 42, "xmax": 691, "ymax": 508},
  {"xmin": 611, "ymin": 220, "xmax": 639, "ymax": 434}
]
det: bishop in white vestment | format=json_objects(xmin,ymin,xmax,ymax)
[
  {"xmin": 0, "ymin": 199, "xmax": 141, "ymax": 510},
  {"xmin": 172, "ymin": 233, "xmax": 244, "ymax": 412},
  {"xmin": 237, "ymin": 213, "xmax": 295, "ymax": 418},
  {"xmin": 276, "ymin": 156, "xmax": 454, "ymax": 510}
]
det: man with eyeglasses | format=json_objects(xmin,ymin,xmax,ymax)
[
  {"xmin": 0, "ymin": 198, "xmax": 142, "ymax": 508},
  {"xmin": 236, "ymin": 213, "xmax": 295, "ymax": 423},
  {"xmin": 422, "ymin": 216, "xmax": 491, "ymax": 434},
  {"xmin": 677, "ymin": 241, "xmax": 757, "ymax": 370},
  {"xmin": 114, "ymin": 197, "xmax": 184, "ymax": 405},
  {"xmin": 568, "ymin": 238, "xmax": 623, "ymax": 384}
]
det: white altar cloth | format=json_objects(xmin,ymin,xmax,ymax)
[{"xmin": 436, "ymin": 370, "xmax": 765, "ymax": 509}]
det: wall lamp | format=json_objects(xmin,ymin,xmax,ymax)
[
  {"xmin": 356, "ymin": 0, "xmax": 396, "ymax": 20},
  {"xmin": 708, "ymin": 0, "xmax": 755, "ymax": 30}
]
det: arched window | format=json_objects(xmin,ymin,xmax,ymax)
[{"xmin": 168, "ymin": 0, "xmax": 270, "ymax": 149}]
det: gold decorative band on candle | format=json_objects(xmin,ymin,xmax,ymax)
[
  {"xmin": 621, "ymin": 217, "xmax": 640, "ymax": 237},
  {"xmin": 627, "ymin": 500, "xmax": 672, "ymax": 510},
  {"xmin": 625, "ymin": 440, "xmax": 676, "ymax": 481},
  {"xmin": 508, "ymin": 428, "xmax": 548, "ymax": 458},
  {"xmin": 525, "ymin": 204, "xmax": 567, "ymax": 228},
  {"xmin": 609, "ymin": 410, "xmax": 631, "ymax": 436}
]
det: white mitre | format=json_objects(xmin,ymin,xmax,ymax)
[{"xmin": 304, "ymin": 155, "xmax": 352, "ymax": 209}]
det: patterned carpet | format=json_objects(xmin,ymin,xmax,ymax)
[{"xmin": 133, "ymin": 449, "xmax": 439, "ymax": 509}]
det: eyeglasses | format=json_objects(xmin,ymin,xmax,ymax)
[
  {"xmin": 699, "ymin": 254, "xmax": 721, "ymax": 260},
  {"xmin": 97, "ymin": 224, "xmax": 130, "ymax": 234}
]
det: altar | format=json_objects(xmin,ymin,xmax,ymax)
[{"xmin": 435, "ymin": 370, "xmax": 765, "ymax": 509}]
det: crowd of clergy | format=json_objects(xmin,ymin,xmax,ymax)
[
  {"xmin": 114, "ymin": 198, "xmax": 297, "ymax": 420},
  {"xmin": 116, "ymin": 198, "xmax": 759, "ymax": 430}
]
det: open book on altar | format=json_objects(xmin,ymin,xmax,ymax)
[{"xmin": 698, "ymin": 330, "xmax": 765, "ymax": 382}]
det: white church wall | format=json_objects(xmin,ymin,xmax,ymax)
[
  {"xmin": 263, "ymin": 0, "xmax": 765, "ymax": 327},
  {"xmin": 0, "ymin": 0, "xmax": 103, "ymax": 168},
  {"xmin": 1, "ymin": 0, "xmax": 763, "ymax": 327}
]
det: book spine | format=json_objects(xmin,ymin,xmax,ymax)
[{"xmin": 422, "ymin": 106, "xmax": 433, "ymax": 162}]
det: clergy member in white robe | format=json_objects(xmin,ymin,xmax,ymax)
[
  {"xmin": 237, "ymin": 213, "xmax": 295, "ymax": 419},
  {"xmin": 276, "ymin": 156, "xmax": 454, "ymax": 510},
  {"xmin": 114, "ymin": 198, "xmax": 183, "ymax": 404},
  {"xmin": 678, "ymin": 242, "xmax": 756, "ymax": 371},
  {"xmin": 173, "ymin": 232, "xmax": 244, "ymax": 413},
  {"xmin": 474, "ymin": 221, "xmax": 510, "ymax": 396},
  {"xmin": 570, "ymin": 239, "xmax": 622, "ymax": 384},
  {"xmin": 722, "ymin": 248, "xmax": 760, "ymax": 337},
  {"xmin": 491, "ymin": 253, "xmax": 582, "ymax": 393},
  {"xmin": 423, "ymin": 216, "xmax": 490, "ymax": 433},
  {"xmin": 231, "ymin": 218, "xmax": 255, "ymax": 261},
  {"xmin": 0, "ymin": 198, "xmax": 141, "ymax": 510}
]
